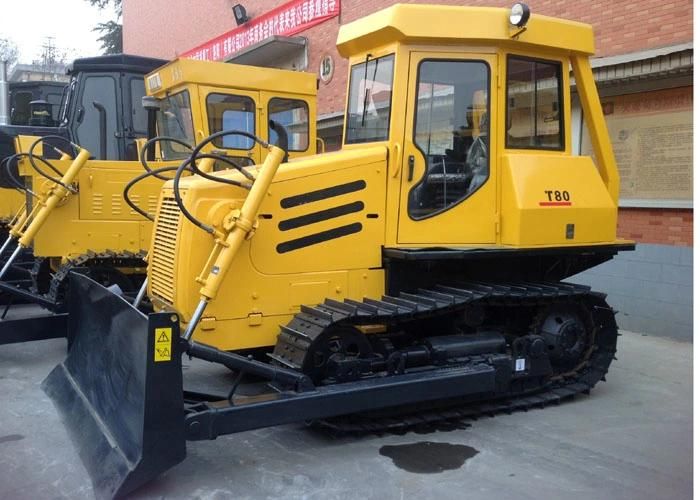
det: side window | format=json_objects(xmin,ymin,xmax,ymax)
[
  {"xmin": 345, "ymin": 54, "xmax": 395, "ymax": 144},
  {"xmin": 268, "ymin": 98, "xmax": 309, "ymax": 151},
  {"xmin": 11, "ymin": 91, "xmax": 32, "ymax": 125},
  {"xmin": 206, "ymin": 94, "xmax": 255, "ymax": 149},
  {"xmin": 76, "ymin": 75, "xmax": 119, "ymax": 159},
  {"xmin": 409, "ymin": 60, "xmax": 490, "ymax": 219},
  {"xmin": 130, "ymin": 78, "xmax": 148, "ymax": 135},
  {"xmin": 506, "ymin": 56, "xmax": 563, "ymax": 149}
]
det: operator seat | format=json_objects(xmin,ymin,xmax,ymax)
[{"xmin": 466, "ymin": 113, "xmax": 488, "ymax": 195}]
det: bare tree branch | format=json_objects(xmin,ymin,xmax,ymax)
[{"xmin": 0, "ymin": 38, "xmax": 19, "ymax": 72}]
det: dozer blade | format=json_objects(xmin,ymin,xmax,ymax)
[{"xmin": 42, "ymin": 272, "xmax": 186, "ymax": 499}]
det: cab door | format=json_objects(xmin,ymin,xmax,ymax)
[
  {"xmin": 198, "ymin": 85, "xmax": 262, "ymax": 168},
  {"xmin": 398, "ymin": 53, "xmax": 497, "ymax": 245},
  {"xmin": 260, "ymin": 91, "xmax": 315, "ymax": 161}
]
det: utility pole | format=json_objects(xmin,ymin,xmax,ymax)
[{"xmin": 40, "ymin": 37, "xmax": 57, "ymax": 80}]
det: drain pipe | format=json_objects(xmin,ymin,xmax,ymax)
[{"xmin": 0, "ymin": 60, "xmax": 9, "ymax": 125}]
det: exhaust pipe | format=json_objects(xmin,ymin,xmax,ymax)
[{"xmin": 0, "ymin": 60, "xmax": 9, "ymax": 126}]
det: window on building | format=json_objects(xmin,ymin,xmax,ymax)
[
  {"xmin": 345, "ymin": 54, "xmax": 395, "ymax": 144},
  {"xmin": 268, "ymin": 98, "xmax": 309, "ymax": 151},
  {"xmin": 506, "ymin": 56, "xmax": 563, "ymax": 150},
  {"xmin": 157, "ymin": 90, "xmax": 195, "ymax": 160},
  {"xmin": 207, "ymin": 93, "xmax": 255, "ymax": 149},
  {"xmin": 408, "ymin": 59, "xmax": 490, "ymax": 219}
]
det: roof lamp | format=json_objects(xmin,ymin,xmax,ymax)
[
  {"xmin": 509, "ymin": 3, "xmax": 531, "ymax": 28},
  {"xmin": 233, "ymin": 4, "xmax": 249, "ymax": 26}
]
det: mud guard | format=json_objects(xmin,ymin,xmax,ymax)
[{"xmin": 42, "ymin": 272, "xmax": 186, "ymax": 499}]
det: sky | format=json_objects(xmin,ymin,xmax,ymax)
[{"xmin": 0, "ymin": 0, "xmax": 116, "ymax": 64}]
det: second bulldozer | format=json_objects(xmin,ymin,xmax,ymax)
[{"xmin": 0, "ymin": 58, "xmax": 317, "ymax": 344}]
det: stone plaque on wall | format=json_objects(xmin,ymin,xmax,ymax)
[{"xmin": 581, "ymin": 87, "xmax": 692, "ymax": 202}]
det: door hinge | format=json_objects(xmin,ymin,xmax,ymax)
[{"xmin": 495, "ymin": 214, "xmax": 501, "ymax": 234}]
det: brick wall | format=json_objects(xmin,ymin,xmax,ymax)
[
  {"xmin": 124, "ymin": 0, "xmax": 693, "ymax": 116},
  {"xmin": 618, "ymin": 208, "xmax": 693, "ymax": 246}
]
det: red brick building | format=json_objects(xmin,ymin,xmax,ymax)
[{"xmin": 123, "ymin": 0, "xmax": 693, "ymax": 336}]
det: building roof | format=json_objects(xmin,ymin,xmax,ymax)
[
  {"xmin": 9, "ymin": 63, "xmax": 69, "ymax": 82},
  {"xmin": 336, "ymin": 4, "xmax": 595, "ymax": 58}
]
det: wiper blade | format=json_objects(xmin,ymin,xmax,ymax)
[{"xmin": 361, "ymin": 88, "xmax": 370, "ymax": 126}]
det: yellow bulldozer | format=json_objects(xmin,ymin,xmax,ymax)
[
  {"xmin": 45, "ymin": 4, "xmax": 634, "ymax": 498},
  {"xmin": 0, "ymin": 58, "xmax": 317, "ymax": 344}
]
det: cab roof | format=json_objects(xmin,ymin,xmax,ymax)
[
  {"xmin": 67, "ymin": 54, "xmax": 167, "ymax": 76},
  {"xmin": 145, "ymin": 58, "xmax": 318, "ymax": 97},
  {"xmin": 337, "ymin": 4, "xmax": 595, "ymax": 58}
]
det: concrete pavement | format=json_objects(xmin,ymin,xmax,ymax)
[{"xmin": 0, "ymin": 330, "xmax": 692, "ymax": 500}]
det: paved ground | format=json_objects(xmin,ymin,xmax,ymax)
[{"xmin": 0, "ymin": 329, "xmax": 692, "ymax": 500}]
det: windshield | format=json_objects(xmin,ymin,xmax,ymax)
[
  {"xmin": 156, "ymin": 90, "xmax": 195, "ymax": 159},
  {"xmin": 345, "ymin": 54, "xmax": 395, "ymax": 144}
]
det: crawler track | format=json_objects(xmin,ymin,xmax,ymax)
[
  {"xmin": 45, "ymin": 250, "xmax": 147, "ymax": 310},
  {"xmin": 272, "ymin": 281, "xmax": 618, "ymax": 434}
]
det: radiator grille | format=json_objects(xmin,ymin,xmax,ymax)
[{"xmin": 150, "ymin": 196, "xmax": 181, "ymax": 305}]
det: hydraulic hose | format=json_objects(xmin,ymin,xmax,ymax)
[
  {"xmin": 127, "ymin": 135, "xmax": 253, "ymax": 221},
  {"xmin": 172, "ymin": 128, "xmax": 273, "ymax": 235},
  {"xmin": 138, "ymin": 136, "xmax": 194, "ymax": 181},
  {"xmin": 27, "ymin": 135, "xmax": 79, "ymax": 193},
  {"xmin": 123, "ymin": 165, "xmax": 185, "ymax": 221},
  {"xmin": 1, "ymin": 154, "xmax": 28, "ymax": 192}
]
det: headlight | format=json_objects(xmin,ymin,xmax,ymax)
[{"xmin": 509, "ymin": 3, "xmax": 531, "ymax": 27}]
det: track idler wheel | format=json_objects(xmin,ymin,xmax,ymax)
[{"xmin": 533, "ymin": 303, "xmax": 593, "ymax": 372}]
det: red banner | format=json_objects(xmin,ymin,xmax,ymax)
[{"xmin": 181, "ymin": 0, "xmax": 340, "ymax": 62}]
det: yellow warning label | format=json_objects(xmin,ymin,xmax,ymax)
[{"xmin": 154, "ymin": 327, "xmax": 172, "ymax": 362}]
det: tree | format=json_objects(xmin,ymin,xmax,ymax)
[
  {"xmin": 0, "ymin": 38, "xmax": 19, "ymax": 72},
  {"xmin": 87, "ymin": 0, "xmax": 123, "ymax": 55},
  {"xmin": 94, "ymin": 21, "xmax": 123, "ymax": 54}
]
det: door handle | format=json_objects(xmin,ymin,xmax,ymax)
[
  {"xmin": 390, "ymin": 143, "xmax": 401, "ymax": 177},
  {"xmin": 408, "ymin": 155, "xmax": 415, "ymax": 182}
]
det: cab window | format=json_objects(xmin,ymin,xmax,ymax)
[
  {"xmin": 76, "ymin": 75, "xmax": 119, "ymax": 159},
  {"xmin": 207, "ymin": 94, "xmax": 255, "ymax": 150},
  {"xmin": 268, "ymin": 98, "xmax": 309, "ymax": 151},
  {"xmin": 11, "ymin": 91, "xmax": 32, "ymax": 125},
  {"xmin": 46, "ymin": 92, "xmax": 62, "ymax": 122},
  {"xmin": 129, "ymin": 78, "xmax": 147, "ymax": 134},
  {"xmin": 345, "ymin": 54, "xmax": 395, "ymax": 144},
  {"xmin": 506, "ymin": 56, "xmax": 563, "ymax": 150},
  {"xmin": 409, "ymin": 60, "xmax": 490, "ymax": 219}
]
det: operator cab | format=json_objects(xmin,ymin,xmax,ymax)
[
  {"xmin": 338, "ymin": 4, "xmax": 619, "ymax": 249},
  {"xmin": 60, "ymin": 54, "xmax": 167, "ymax": 160},
  {"xmin": 143, "ymin": 58, "xmax": 318, "ymax": 169}
]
